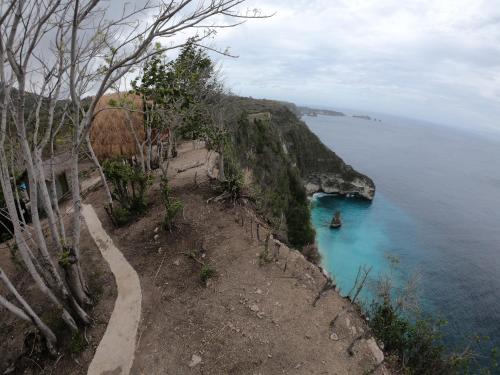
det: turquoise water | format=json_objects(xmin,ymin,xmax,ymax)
[
  {"xmin": 311, "ymin": 193, "xmax": 413, "ymax": 303},
  {"xmin": 306, "ymin": 113, "xmax": 500, "ymax": 364}
]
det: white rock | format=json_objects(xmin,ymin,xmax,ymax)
[
  {"xmin": 173, "ymin": 259, "xmax": 180, "ymax": 266},
  {"xmin": 366, "ymin": 338, "xmax": 384, "ymax": 364},
  {"xmin": 249, "ymin": 304, "xmax": 260, "ymax": 312},
  {"xmin": 188, "ymin": 354, "xmax": 202, "ymax": 368},
  {"xmin": 153, "ymin": 234, "xmax": 160, "ymax": 241},
  {"xmin": 154, "ymin": 227, "xmax": 159, "ymax": 233},
  {"xmin": 330, "ymin": 332, "xmax": 339, "ymax": 341}
]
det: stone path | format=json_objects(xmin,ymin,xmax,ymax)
[{"xmin": 82, "ymin": 204, "xmax": 142, "ymax": 375}]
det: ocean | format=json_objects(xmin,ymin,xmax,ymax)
[{"xmin": 305, "ymin": 112, "xmax": 500, "ymax": 363}]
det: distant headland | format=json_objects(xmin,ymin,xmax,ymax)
[
  {"xmin": 352, "ymin": 115, "xmax": 382, "ymax": 122},
  {"xmin": 298, "ymin": 106, "xmax": 346, "ymax": 117}
]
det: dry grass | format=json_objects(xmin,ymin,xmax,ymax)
[{"xmin": 90, "ymin": 92, "xmax": 145, "ymax": 160}]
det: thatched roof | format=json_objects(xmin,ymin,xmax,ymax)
[{"xmin": 90, "ymin": 92, "xmax": 145, "ymax": 160}]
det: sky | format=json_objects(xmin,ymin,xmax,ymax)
[{"xmin": 203, "ymin": 0, "xmax": 500, "ymax": 132}]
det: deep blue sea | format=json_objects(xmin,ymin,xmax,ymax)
[{"xmin": 305, "ymin": 113, "xmax": 500, "ymax": 365}]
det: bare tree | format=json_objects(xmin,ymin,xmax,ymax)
[
  {"xmin": 0, "ymin": 0, "xmax": 269, "ymax": 353},
  {"xmin": 348, "ymin": 265, "xmax": 372, "ymax": 304}
]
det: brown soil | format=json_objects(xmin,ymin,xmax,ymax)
[{"xmin": 0, "ymin": 220, "xmax": 116, "ymax": 374}]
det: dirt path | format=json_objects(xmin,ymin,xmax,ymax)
[{"xmin": 82, "ymin": 204, "xmax": 142, "ymax": 375}]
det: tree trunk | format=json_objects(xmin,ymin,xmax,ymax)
[
  {"xmin": 124, "ymin": 110, "xmax": 145, "ymax": 171},
  {"xmin": 0, "ymin": 293, "xmax": 30, "ymax": 322},
  {"xmin": 0, "ymin": 151, "xmax": 79, "ymax": 332},
  {"xmin": 171, "ymin": 129, "xmax": 177, "ymax": 158},
  {"xmin": 34, "ymin": 150, "xmax": 64, "ymax": 251},
  {"xmin": 18, "ymin": 145, "xmax": 74, "ymax": 303},
  {"xmin": 27, "ymin": 151, "xmax": 89, "ymax": 324},
  {"xmin": 86, "ymin": 135, "xmax": 113, "ymax": 205},
  {"xmin": 159, "ymin": 141, "xmax": 168, "ymax": 177},
  {"xmin": 0, "ymin": 266, "xmax": 58, "ymax": 355},
  {"xmin": 49, "ymin": 140, "xmax": 66, "ymax": 242},
  {"xmin": 146, "ymin": 119, "xmax": 152, "ymax": 171},
  {"xmin": 10, "ymin": 152, "xmax": 27, "ymax": 226},
  {"xmin": 35, "ymin": 151, "xmax": 91, "ymax": 324},
  {"xmin": 69, "ymin": 147, "xmax": 92, "ymax": 306},
  {"xmin": 218, "ymin": 152, "xmax": 225, "ymax": 181}
]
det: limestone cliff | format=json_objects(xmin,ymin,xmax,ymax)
[{"xmin": 226, "ymin": 97, "xmax": 376, "ymax": 201}]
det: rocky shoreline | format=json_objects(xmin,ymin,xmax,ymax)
[{"xmin": 304, "ymin": 172, "xmax": 376, "ymax": 200}]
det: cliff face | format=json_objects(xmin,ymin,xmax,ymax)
[
  {"xmin": 303, "ymin": 173, "xmax": 375, "ymax": 200},
  {"xmin": 226, "ymin": 97, "xmax": 375, "ymax": 201},
  {"xmin": 273, "ymin": 109, "xmax": 375, "ymax": 200}
]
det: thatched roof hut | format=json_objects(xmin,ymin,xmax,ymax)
[{"xmin": 90, "ymin": 92, "xmax": 145, "ymax": 160}]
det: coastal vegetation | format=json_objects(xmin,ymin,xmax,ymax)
[
  {"xmin": 365, "ymin": 256, "xmax": 498, "ymax": 374},
  {"xmin": 160, "ymin": 177, "xmax": 183, "ymax": 231},
  {"xmin": 102, "ymin": 160, "xmax": 153, "ymax": 225}
]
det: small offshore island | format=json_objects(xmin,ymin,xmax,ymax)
[{"xmin": 292, "ymin": 104, "xmax": 383, "ymax": 123}]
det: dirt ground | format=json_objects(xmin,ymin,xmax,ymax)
[
  {"xmin": 90, "ymin": 143, "xmax": 388, "ymax": 375},
  {"xmin": 0, "ymin": 218, "xmax": 116, "ymax": 374},
  {"xmin": 1, "ymin": 142, "xmax": 389, "ymax": 374}
]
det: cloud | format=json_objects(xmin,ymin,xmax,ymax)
[{"xmin": 207, "ymin": 0, "xmax": 500, "ymax": 131}]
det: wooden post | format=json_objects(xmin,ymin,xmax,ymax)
[
  {"xmin": 283, "ymin": 253, "xmax": 289, "ymax": 273},
  {"xmin": 273, "ymin": 241, "xmax": 280, "ymax": 260}
]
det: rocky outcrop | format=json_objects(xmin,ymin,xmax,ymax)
[
  {"xmin": 304, "ymin": 173, "xmax": 375, "ymax": 200},
  {"xmin": 266, "ymin": 106, "xmax": 376, "ymax": 201}
]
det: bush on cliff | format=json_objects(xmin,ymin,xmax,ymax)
[
  {"xmin": 368, "ymin": 257, "xmax": 498, "ymax": 375},
  {"xmin": 103, "ymin": 160, "xmax": 153, "ymax": 225},
  {"xmin": 286, "ymin": 167, "xmax": 315, "ymax": 248},
  {"xmin": 227, "ymin": 113, "xmax": 316, "ymax": 250}
]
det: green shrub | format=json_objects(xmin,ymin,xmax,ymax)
[
  {"xmin": 369, "ymin": 300, "xmax": 459, "ymax": 374},
  {"xmin": 69, "ymin": 332, "xmax": 87, "ymax": 354},
  {"xmin": 368, "ymin": 259, "xmax": 498, "ymax": 375},
  {"xmin": 259, "ymin": 236, "xmax": 273, "ymax": 266},
  {"xmin": 110, "ymin": 205, "xmax": 132, "ymax": 226},
  {"xmin": 160, "ymin": 178, "xmax": 183, "ymax": 230},
  {"xmin": 200, "ymin": 264, "xmax": 216, "ymax": 284},
  {"xmin": 218, "ymin": 158, "xmax": 243, "ymax": 201},
  {"xmin": 301, "ymin": 244, "xmax": 321, "ymax": 265},
  {"xmin": 103, "ymin": 160, "xmax": 153, "ymax": 225},
  {"xmin": 8, "ymin": 243, "xmax": 24, "ymax": 270},
  {"xmin": 285, "ymin": 167, "xmax": 315, "ymax": 249}
]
